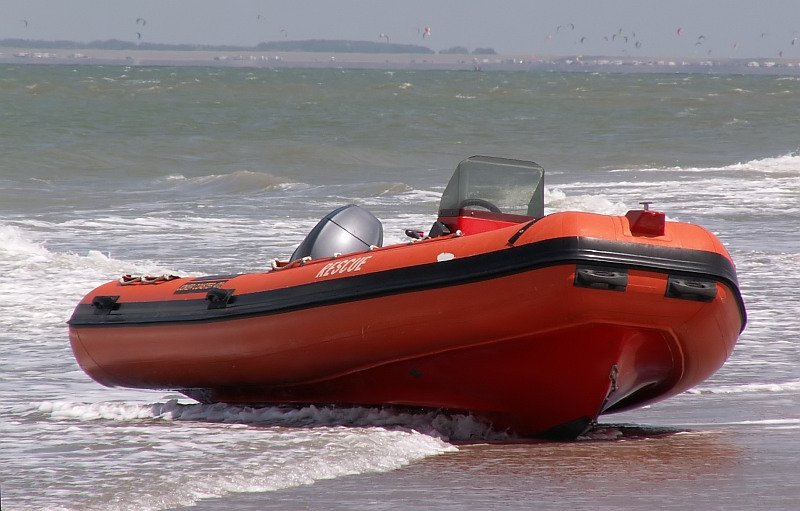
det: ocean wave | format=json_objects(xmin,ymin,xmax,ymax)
[
  {"xmin": 32, "ymin": 400, "xmax": 701, "ymax": 447},
  {"xmin": 357, "ymin": 189, "xmax": 441, "ymax": 211},
  {"xmin": 0, "ymin": 223, "xmax": 117, "ymax": 278},
  {"xmin": 36, "ymin": 399, "xmax": 513, "ymax": 442},
  {"xmin": 547, "ymin": 155, "xmax": 800, "ymax": 219},
  {"xmin": 545, "ymin": 187, "xmax": 629, "ymax": 215},
  {"xmin": 607, "ymin": 151, "xmax": 800, "ymax": 175},
  {"xmin": 0, "ymin": 223, "xmax": 188, "ymax": 333},
  {"xmin": 0, "ymin": 224, "xmax": 50, "ymax": 260},
  {"xmin": 0, "ymin": 223, "xmax": 180, "ymax": 278},
  {"xmin": 722, "ymin": 152, "xmax": 800, "ymax": 174},
  {"xmin": 16, "ymin": 400, "xmax": 457, "ymax": 511},
  {"xmin": 686, "ymin": 379, "xmax": 800, "ymax": 395},
  {"xmin": 336, "ymin": 181, "xmax": 415, "ymax": 197},
  {"xmin": 681, "ymin": 418, "xmax": 800, "ymax": 429},
  {"xmin": 160, "ymin": 170, "xmax": 295, "ymax": 195}
]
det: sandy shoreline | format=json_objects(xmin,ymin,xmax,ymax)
[
  {"xmin": 176, "ymin": 426, "xmax": 799, "ymax": 511},
  {"xmin": 3, "ymin": 46, "xmax": 800, "ymax": 74}
]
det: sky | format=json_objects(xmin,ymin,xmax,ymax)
[{"xmin": 2, "ymin": 0, "xmax": 799, "ymax": 59}]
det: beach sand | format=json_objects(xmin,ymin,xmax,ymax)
[{"xmin": 178, "ymin": 425, "xmax": 799, "ymax": 510}]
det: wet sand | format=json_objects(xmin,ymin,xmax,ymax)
[{"xmin": 180, "ymin": 424, "xmax": 799, "ymax": 510}]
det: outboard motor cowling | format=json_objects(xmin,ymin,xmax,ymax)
[{"xmin": 290, "ymin": 204, "xmax": 383, "ymax": 262}]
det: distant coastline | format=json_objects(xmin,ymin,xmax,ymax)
[
  {"xmin": 2, "ymin": 38, "xmax": 799, "ymax": 75},
  {"xmin": 0, "ymin": 37, "xmax": 445, "ymax": 55}
]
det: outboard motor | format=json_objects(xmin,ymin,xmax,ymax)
[{"xmin": 290, "ymin": 204, "xmax": 383, "ymax": 262}]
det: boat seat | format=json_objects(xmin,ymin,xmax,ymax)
[{"xmin": 290, "ymin": 204, "xmax": 383, "ymax": 261}]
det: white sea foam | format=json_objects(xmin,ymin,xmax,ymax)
[
  {"xmin": 0, "ymin": 223, "xmax": 180, "ymax": 279},
  {"xmin": 687, "ymin": 380, "xmax": 800, "ymax": 395},
  {"xmin": 721, "ymin": 152, "xmax": 800, "ymax": 173},
  {"xmin": 549, "ymin": 154, "xmax": 800, "ymax": 219},
  {"xmin": 13, "ymin": 400, "xmax": 458, "ymax": 511},
  {"xmin": 357, "ymin": 186, "xmax": 441, "ymax": 205},
  {"xmin": 157, "ymin": 170, "xmax": 293, "ymax": 194},
  {"xmin": 545, "ymin": 187, "xmax": 629, "ymax": 215},
  {"xmin": 0, "ymin": 223, "xmax": 184, "ymax": 337},
  {"xmin": 0, "ymin": 224, "xmax": 50, "ymax": 259},
  {"xmin": 684, "ymin": 418, "xmax": 800, "ymax": 427},
  {"xmin": 36, "ymin": 399, "xmax": 511, "ymax": 442},
  {"xmin": 608, "ymin": 152, "xmax": 800, "ymax": 175}
]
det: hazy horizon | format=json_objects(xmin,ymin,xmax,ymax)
[{"xmin": 3, "ymin": 1, "xmax": 800, "ymax": 60}]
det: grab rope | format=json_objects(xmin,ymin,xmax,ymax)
[
  {"xmin": 270, "ymin": 257, "xmax": 311, "ymax": 271},
  {"xmin": 119, "ymin": 274, "xmax": 180, "ymax": 285}
]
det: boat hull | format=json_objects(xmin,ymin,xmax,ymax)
[{"xmin": 68, "ymin": 212, "xmax": 745, "ymax": 438}]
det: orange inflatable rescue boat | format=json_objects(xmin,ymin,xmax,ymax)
[{"xmin": 68, "ymin": 156, "xmax": 746, "ymax": 438}]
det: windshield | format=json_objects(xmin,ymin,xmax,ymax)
[{"xmin": 439, "ymin": 155, "xmax": 545, "ymax": 218}]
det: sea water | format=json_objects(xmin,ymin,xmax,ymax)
[{"xmin": 1, "ymin": 65, "xmax": 798, "ymax": 510}]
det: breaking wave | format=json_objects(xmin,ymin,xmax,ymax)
[
  {"xmin": 15, "ymin": 400, "xmax": 458, "ymax": 511},
  {"xmin": 36, "ymin": 399, "xmax": 512, "ymax": 442},
  {"xmin": 687, "ymin": 380, "xmax": 800, "ymax": 395},
  {"xmin": 161, "ymin": 170, "xmax": 295, "ymax": 195}
]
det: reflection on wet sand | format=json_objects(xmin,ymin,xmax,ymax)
[{"xmin": 184, "ymin": 426, "xmax": 764, "ymax": 511}]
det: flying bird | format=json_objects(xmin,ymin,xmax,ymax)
[
  {"xmin": 136, "ymin": 32, "xmax": 142, "ymax": 40},
  {"xmin": 21, "ymin": 19, "xmax": 29, "ymax": 27},
  {"xmin": 380, "ymin": 33, "xmax": 389, "ymax": 43},
  {"xmin": 136, "ymin": 17, "xmax": 146, "ymax": 26},
  {"xmin": 423, "ymin": 26, "xmax": 431, "ymax": 39}
]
